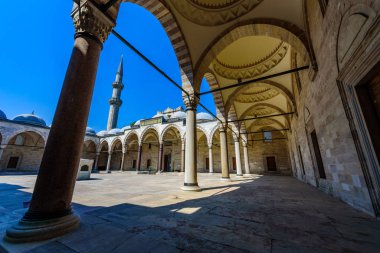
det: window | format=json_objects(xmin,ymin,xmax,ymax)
[
  {"xmin": 297, "ymin": 145, "xmax": 306, "ymax": 175},
  {"xmin": 263, "ymin": 131, "xmax": 272, "ymax": 142},
  {"xmin": 148, "ymin": 143, "xmax": 152, "ymax": 149},
  {"xmin": 310, "ymin": 130, "xmax": 326, "ymax": 179},
  {"xmin": 15, "ymin": 135, "xmax": 24, "ymax": 146}
]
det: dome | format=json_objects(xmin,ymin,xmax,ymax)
[
  {"xmin": 108, "ymin": 128, "xmax": 122, "ymax": 135},
  {"xmin": 134, "ymin": 119, "xmax": 143, "ymax": 126},
  {"xmin": 122, "ymin": 125, "xmax": 131, "ymax": 131},
  {"xmin": 0, "ymin": 110, "xmax": 7, "ymax": 120},
  {"xmin": 152, "ymin": 113, "xmax": 168, "ymax": 120},
  {"xmin": 97, "ymin": 130, "xmax": 108, "ymax": 136},
  {"xmin": 196, "ymin": 112, "xmax": 214, "ymax": 121},
  {"xmin": 171, "ymin": 111, "xmax": 186, "ymax": 120},
  {"xmin": 13, "ymin": 113, "xmax": 46, "ymax": 127},
  {"xmin": 86, "ymin": 127, "xmax": 96, "ymax": 135}
]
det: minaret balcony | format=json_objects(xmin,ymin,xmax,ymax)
[{"xmin": 109, "ymin": 98, "xmax": 122, "ymax": 106}]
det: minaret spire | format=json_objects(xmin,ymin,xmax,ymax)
[{"xmin": 107, "ymin": 55, "xmax": 124, "ymax": 131}]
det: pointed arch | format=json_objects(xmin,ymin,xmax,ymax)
[
  {"xmin": 123, "ymin": 0, "xmax": 194, "ymax": 92},
  {"xmin": 160, "ymin": 124, "xmax": 182, "ymax": 143},
  {"xmin": 194, "ymin": 18, "xmax": 318, "ymax": 88}
]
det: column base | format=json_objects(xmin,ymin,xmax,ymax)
[
  {"xmin": 220, "ymin": 177, "xmax": 231, "ymax": 182},
  {"xmin": 236, "ymin": 174, "xmax": 244, "ymax": 177},
  {"xmin": 181, "ymin": 184, "xmax": 201, "ymax": 192},
  {"xmin": 4, "ymin": 213, "xmax": 80, "ymax": 243},
  {"xmin": 244, "ymin": 174, "xmax": 252, "ymax": 177}
]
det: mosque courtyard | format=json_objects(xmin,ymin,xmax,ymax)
[{"xmin": 1, "ymin": 173, "xmax": 380, "ymax": 253}]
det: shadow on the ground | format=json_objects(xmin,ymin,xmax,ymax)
[{"xmin": 1, "ymin": 176, "xmax": 380, "ymax": 253}]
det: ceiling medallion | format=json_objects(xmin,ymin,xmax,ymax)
[
  {"xmin": 213, "ymin": 42, "xmax": 288, "ymax": 79},
  {"xmin": 169, "ymin": 0, "xmax": 263, "ymax": 26},
  {"xmin": 235, "ymin": 87, "xmax": 280, "ymax": 103}
]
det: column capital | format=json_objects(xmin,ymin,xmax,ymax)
[
  {"xmin": 183, "ymin": 95, "xmax": 199, "ymax": 111},
  {"xmin": 242, "ymin": 141, "xmax": 248, "ymax": 147},
  {"xmin": 71, "ymin": 0, "xmax": 116, "ymax": 44},
  {"xmin": 108, "ymin": 151, "xmax": 113, "ymax": 155}
]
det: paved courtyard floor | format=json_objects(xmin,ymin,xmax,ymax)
[{"xmin": 0, "ymin": 172, "xmax": 380, "ymax": 253}]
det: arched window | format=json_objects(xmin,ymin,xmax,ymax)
[
  {"xmin": 15, "ymin": 135, "xmax": 24, "ymax": 146},
  {"xmin": 80, "ymin": 165, "xmax": 89, "ymax": 171}
]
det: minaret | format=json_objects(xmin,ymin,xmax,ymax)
[{"xmin": 107, "ymin": 55, "xmax": 124, "ymax": 131}]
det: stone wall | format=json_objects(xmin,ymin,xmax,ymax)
[{"xmin": 286, "ymin": 0, "xmax": 380, "ymax": 215}]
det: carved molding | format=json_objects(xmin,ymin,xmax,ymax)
[
  {"xmin": 71, "ymin": 0, "xmax": 116, "ymax": 44},
  {"xmin": 235, "ymin": 87, "xmax": 280, "ymax": 103},
  {"xmin": 183, "ymin": 96, "xmax": 199, "ymax": 110},
  {"xmin": 169, "ymin": 0, "xmax": 263, "ymax": 26},
  {"xmin": 213, "ymin": 42, "xmax": 289, "ymax": 79}
]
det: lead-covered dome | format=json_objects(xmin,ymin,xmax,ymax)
[
  {"xmin": 13, "ymin": 113, "xmax": 46, "ymax": 127},
  {"xmin": 196, "ymin": 112, "xmax": 214, "ymax": 121},
  {"xmin": 171, "ymin": 111, "xmax": 186, "ymax": 120},
  {"xmin": 86, "ymin": 127, "xmax": 96, "ymax": 135},
  {"xmin": 97, "ymin": 130, "xmax": 108, "ymax": 136},
  {"xmin": 0, "ymin": 110, "xmax": 6, "ymax": 120},
  {"xmin": 108, "ymin": 128, "xmax": 123, "ymax": 135}
]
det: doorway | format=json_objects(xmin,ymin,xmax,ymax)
[
  {"xmin": 356, "ymin": 72, "xmax": 380, "ymax": 166},
  {"xmin": 232, "ymin": 157, "xmax": 236, "ymax": 171},
  {"xmin": 7, "ymin": 156, "xmax": 19, "ymax": 169},
  {"xmin": 266, "ymin": 156, "xmax": 277, "ymax": 171},
  {"xmin": 310, "ymin": 130, "xmax": 326, "ymax": 179},
  {"xmin": 206, "ymin": 157, "xmax": 209, "ymax": 171},
  {"xmin": 164, "ymin": 154, "xmax": 171, "ymax": 172}
]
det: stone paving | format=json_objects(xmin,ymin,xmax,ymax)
[{"xmin": 0, "ymin": 172, "xmax": 380, "ymax": 253}]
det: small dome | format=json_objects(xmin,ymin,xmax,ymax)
[
  {"xmin": 152, "ymin": 113, "xmax": 168, "ymax": 120},
  {"xmin": 86, "ymin": 127, "xmax": 96, "ymax": 135},
  {"xmin": 0, "ymin": 110, "xmax": 7, "ymax": 120},
  {"xmin": 97, "ymin": 130, "xmax": 108, "ymax": 136},
  {"xmin": 196, "ymin": 112, "xmax": 214, "ymax": 121},
  {"xmin": 122, "ymin": 125, "xmax": 131, "ymax": 131},
  {"xmin": 108, "ymin": 128, "xmax": 122, "ymax": 135},
  {"xmin": 13, "ymin": 113, "xmax": 46, "ymax": 127},
  {"xmin": 134, "ymin": 119, "xmax": 143, "ymax": 126},
  {"xmin": 171, "ymin": 111, "xmax": 186, "ymax": 120}
]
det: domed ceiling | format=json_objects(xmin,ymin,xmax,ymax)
[
  {"xmin": 169, "ymin": 0, "xmax": 263, "ymax": 26},
  {"xmin": 212, "ymin": 36, "xmax": 289, "ymax": 80},
  {"xmin": 235, "ymin": 86, "xmax": 280, "ymax": 103}
]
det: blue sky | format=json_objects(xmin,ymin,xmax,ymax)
[{"xmin": 0, "ymin": 1, "xmax": 215, "ymax": 132}]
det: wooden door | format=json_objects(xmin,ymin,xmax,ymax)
[
  {"xmin": 132, "ymin": 160, "xmax": 136, "ymax": 169},
  {"xmin": 266, "ymin": 156, "xmax": 277, "ymax": 171},
  {"xmin": 232, "ymin": 157, "xmax": 236, "ymax": 171},
  {"xmin": 206, "ymin": 158, "xmax": 209, "ymax": 171}
]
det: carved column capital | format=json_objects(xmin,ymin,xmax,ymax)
[
  {"xmin": 71, "ymin": 0, "xmax": 116, "ymax": 44},
  {"xmin": 183, "ymin": 95, "xmax": 199, "ymax": 111}
]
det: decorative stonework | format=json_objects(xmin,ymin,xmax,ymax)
[
  {"xmin": 246, "ymin": 106, "xmax": 276, "ymax": 117},
  {"xmin": 169, "ymin": 0, "xmax": 263, "ymax": 26},
  {"xmin": 71, "ymin": 0, "xmax": 116, "ymax": 43},
  {"xmin": 183, "ymin": 96, "xmax": 199, "ymax": 110},
  {"xmin": 235, "ymin": 87, "xmax": 280, "ymax": 103},
  {"xmin": 212, "ymin": 42, "xmax": 288, "ymax": 79}
]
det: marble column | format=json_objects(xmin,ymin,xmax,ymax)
[
  {"xmin": 93, "ymin": 152, "xmax": 100, "ymax": 172},
  {"xmin": 106, "ymin": 151, "xmax": 112, "ymax": 173},
  {"xmin": 5, "ymin": 1, "xmax": 116, "ymax": 243},
  {"xmin": 208, "ymin": 146, "xmax": 213, "ymax": 173},
  {"xmin": 181, "ymin": 138, "xmax": 185, "ymax": 172},
  {"xmin": 137, "ymin": 144, "xmax": 142, "ymax": 171},
  {"xmin": 243, "ymin": 142, "xmax": 251, "ymax": 176},
  {"xmin": 158, "ymin": 143, "xmax": 163, "ymax": 172},
  {"xmin": 182, "ymin": 97, "xmax": 200, "ymax": 191},
  {"xmin": 120, "ymin": 146, "xmax": 126, "ymax": 171},
  {"xmin": 234, "ymin": 139, "xmax": 243, "ymax": 177},
  {"xmin": 220, "ymin": 126, "xmax": 230, "ymax": 180}
]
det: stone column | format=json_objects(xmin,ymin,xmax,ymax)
[
  {"xmin": 220, "ymin": 126, "xmax": 230, "ymax": 181},
  {"xmin": 120, "ymin": 146, "xmax": 126, "ymax": 171},
  {"xmin": 208, "ymin": 146, "xmax": 213, "ymax": 173},
  {"xmin": 106, "ymin": 151, "xmax": 112, "ymax": 173},
  {"xmin": 181, "ymin": 138, "xmax": 185, "ymax": 172},
  {"xmin": 234, "ymin": 139, "xmax": 243, "ymax": 177},
  {"xmin": 243, "ymin": 142, "xmax": 251, "ymax": 176},
  {"xmin": 93, "ymin": 152, "xmax": 100, "ymax": 172},
  {"xmin": 158, "ymin": 143, "xmax": 163, "ymax": 172},
  {"xmin": 181, "ymin": 96, "xmax": 201, "ymax": 191},
  {"xmin": 5, "ymin": 1, "xmax": 116, "ymax": 243},
  {"xmin": 137, "ymin": 144, "xmax": 142, "ymax": 171}
]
